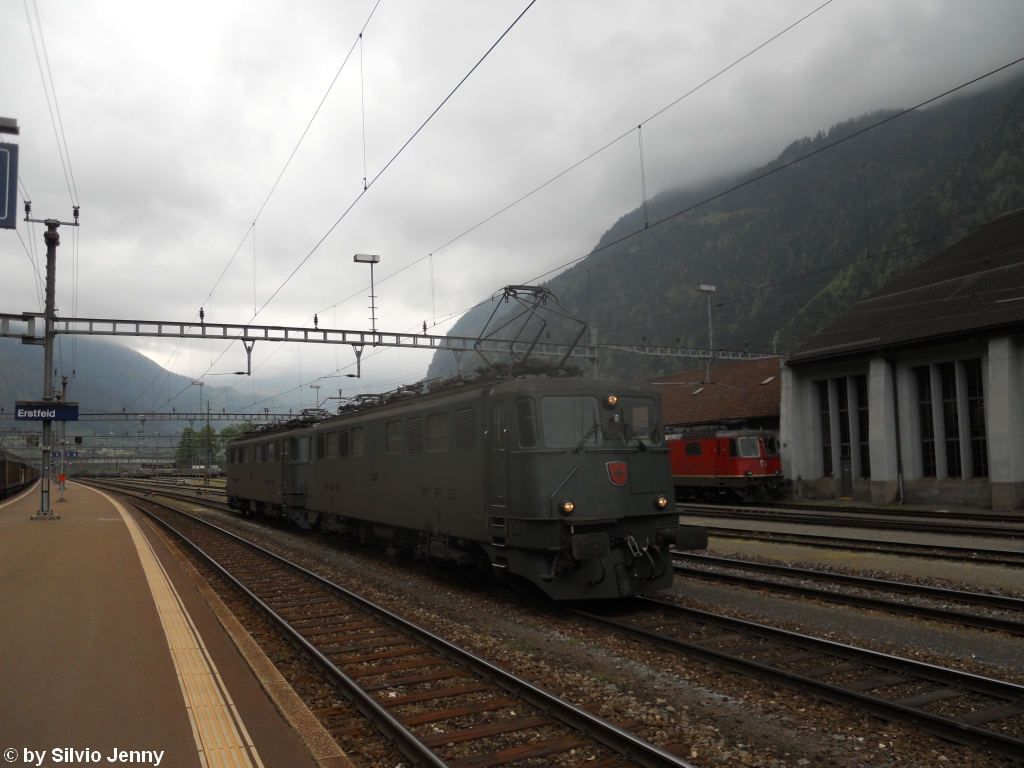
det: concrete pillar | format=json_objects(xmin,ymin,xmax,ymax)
[
  {"xmin": 827, "ymin": 379, "xmax": 841, "ymax": 479},
  {"xmin": 930, "ymin": 365, "xmax": 948, "ymax": 479},
  {"xmin": 987, "ymin": 337, "xmax": 1024, "ymax": 509},
  {"xmin": 780, "ymin": 363, "xmax": 812, "ymax": 482},
  {"xmin": 955, "ymin": 360, "xmax": 973, "ymax": 479},
  {"xmin": 868, "ymin": 358, "xmax": 899, "ymax": 504},
  {"xmin": 848, "ymin": 375, "xmax": 862, "ymax": 479}
]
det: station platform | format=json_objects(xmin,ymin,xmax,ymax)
[{"xmin": 0, "ymin": 482, "xmax": 349, "ymax": 768}]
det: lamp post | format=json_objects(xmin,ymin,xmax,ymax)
[
  {"xmin": 310, "ymin": 384, "xmax": 321, "ymax": 408},
  {"xmin": 191, "ymin": 381, "xmax": 204, "ymax": 481},
  {"xmin": 696, "ymin": 284, "xmax": 716, "ymax": 384},
  {"xmin": 354, "ymin": 254, "xmax": 380, "ymax": 334},
  {"xmin": 24, "ymin": 197, "xmax": 80, "ymax": 520}
]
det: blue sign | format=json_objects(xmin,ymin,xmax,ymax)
[
  {"xmin": 0, "ymin": 142, "xmax": 17, "ymax": 230},
  {"xmin": 50, "ymin": 451, "xmax": 60, "ymax": 458},
  {"xmin": 15, "ymin": 401, "xmax": 79, "ymax": 421},
  {"xmin": 66, "ymin": 451, "xmax": 78, "ymax": 458}
]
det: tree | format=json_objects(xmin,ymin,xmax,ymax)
[{"xmin": 174, "ymin": 423, "xmax": 252, "ymax": 468}]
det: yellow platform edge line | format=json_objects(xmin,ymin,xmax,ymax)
[{"xmin": 87, "ymin": 486, "xmax": 264, "ymax": 768}]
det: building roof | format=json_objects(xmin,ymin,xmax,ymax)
[
  {"xmin": 651, "ymin": 356, "xmax": 782, "ymax": 427},
  {"xmin": 789, "ymin": 209, "xmax": 1024, "ymax": 365}
]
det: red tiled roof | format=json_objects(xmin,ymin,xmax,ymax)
[{"xmin": 651, "ymin": 357, "xmax": 782, "ymax": 426}]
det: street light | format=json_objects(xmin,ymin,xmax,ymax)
[
  {"xmin": 696, "ymin": 285, "xmax": 716, "ymax": 384},
  {"xmin": 310, "ymin": 384, "xmax": 321, "ymax": 408},
  {"xmin": 191, "ymin": 380, "xmax": 207, "ymax": 482},
  {"xmin": 354, "ymin": 254, "xmax": 380, "ymax": 333}
]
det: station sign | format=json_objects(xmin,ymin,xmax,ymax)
[
  {"xmin": 50, "ymin": 451, "xmax": 79, "ymax": 458},
  {"xmin": 0, "ymin": 142, "xmax": 18, "ymax": 230},
  {"xmin": 15, "ymin": 401, "xmax": 79, "ymax": 421}
]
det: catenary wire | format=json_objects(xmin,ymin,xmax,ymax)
[
  {"xmin": 132, "ymin": 63, "xmax": 1024, "ymax": 417},
  {"xmin": 517, "ymin": 53, "xmax": 1024, "ymax": 292},
  {"xmin": 308, "ymin": 0, "xmax": 838, "ymax": 321},
  {"xmin": 138, "ymin": 21, "xmax": 1021, "ymax": 413},
  {"xmin": 593, "ymin": 89, "xmax": 1024, "ymax": 339},
  {"xmin": 253, "ymin": 0, "xmax": 538, "ymax": 320},
  {"xmin": 153, "ymin": 0, "xmax": 541, "ymax": 410},
  {"xmin": 197, "ymin": 0, "xmax": 383, "ymax": 316},
  {"xmin": 23, "ymin": 0, "xmax": 75, "ymax": 206}
]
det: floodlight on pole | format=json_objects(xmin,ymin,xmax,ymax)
[
  {"xmin": 696, "ymin": 285, "xmax": 716, "ymax": 384},
  {"xmin": 310, "ymin": 383, "xmax": 321, "ymax": 408},
  {"xmin": 354, "ymin": 254, "xmax": 380, "ymax": 334},
  {"xmin": 191, "ymin": 381, "xmax": 205, "ymax": 478}
]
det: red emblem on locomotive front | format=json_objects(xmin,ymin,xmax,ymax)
[{"xmin": 606, "ymin": 461, "xmax": 628, "ymax": 486}]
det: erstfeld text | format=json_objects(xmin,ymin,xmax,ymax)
[{"xmin": 19, "ymin": 748, "xmax": 164, "ymax": 766}]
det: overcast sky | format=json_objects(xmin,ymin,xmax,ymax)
[{"xmin": 3, "ymin": 0, "xmax": 1023, "ymax": 409}]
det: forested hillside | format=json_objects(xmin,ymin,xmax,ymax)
[{"xmin": 428, "ymin": 78, "xmax": 1024, "ymax": 380}]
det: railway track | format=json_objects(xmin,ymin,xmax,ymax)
[
  {"xmin": 679, "ymin": 504, "xmax": 1024, "ymax": 538},
  {"xmin": 702, "ymin": 527, "xmax": 1024, "ymax": 567},
  {"xmin": 93, "ymin": 478, "xmax": 234, "ymax": 512},
  {"xmin": 565, "ymin": 599, "xmax": 1024, "ymax": 762},
  {"xmin": 122, "ymin": 493, "xmax": 694, "ymax": 768},
  {"xmin": 673, "ymin": 553, "xmax": 1024, "ymax": 636},
  {"xmin": 101, "ymin": 482, "xmax": 1024, "ymax": 761},
  {"xmin": 689, "ymin": 501, "xmax": 1024, "ymax": 525}
]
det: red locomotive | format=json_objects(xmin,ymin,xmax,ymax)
[{"xmin": 666, "ymin": 426, "xmax": 783, "ymax": 502}]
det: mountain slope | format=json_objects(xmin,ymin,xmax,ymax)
[
  {"xmin": 0, "ymin": 336, "xmax": 272, "ymax": 434},
  {"xmin": 428, "ymin": 78, "xmax": 1024, "ymax": 380}
]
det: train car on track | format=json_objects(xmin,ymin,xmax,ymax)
[
  {"xmin": 226, "ymin": 375, "xmax": 708, "ymax": 600},
  {"xmin": 1, "ymin": 447, "xmax": 39, "ymax": 499},
  {"xmin": 227, "ymin": 286, "xmax": 707, "ymax": 600},
  {"xmin": 666, "ymin": 426, "xmax": 783, "ymax": 502}
]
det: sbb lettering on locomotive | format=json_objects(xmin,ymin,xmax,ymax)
[{"xmin": 226, "ymin": 377, "xmax": 707, "ymax": 600}]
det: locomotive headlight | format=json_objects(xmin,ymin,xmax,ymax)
[
  {"xmin": 603, "ymin": 394, "xmax": 618, "ymax": 409},
  {"xmin": 559, "ymin": 499, "xmax": 575, "ymax": 515},
  {"xmin": 655, "ymin": 495, "xmax": 669, "ymax": 509},
  {"xmin": 745, "ymin": 470, "xmax": 754, "ymax": 476}
]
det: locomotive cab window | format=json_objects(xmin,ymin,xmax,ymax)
[
  {"xmin": 763, "ymin": 436, "xmax": 779, "ymax": 457},
  {"xmin": 385, "ymin": 421, "xmax": 402, "ymax": 455},
  {"xmin": 351, "ymin": 427, "xmax": 364, "ymax": 457},
  {"xmin": 316, "ymin": 434, "xmax": 325, "ymax": 460},
  {"xmin": 685, "ymin": 441, "xmax": 702, "ymax": 456},
  {"xmin": 274, "ymin": 441, "xmax": 281, "ymax": 462},
  {"xmin": 515, "ymin": 398, "xmax": 538, "ymax": 448},
  {"xmin": 339, "ymin": 430, "xmax": 350, "ymax": 457},
  {"xmin": 299, "ymin": 437, "xmax": 310, "ymax": 463},
  {"xmin": 427, "ymin": 413, "xmax": 449, "ymax": 452},
  {"xmin": 729, "ymin": 437, "xmax": 760, "ymax": 458},
  {"xmin": 540, "ymin": 396, "xmax": 601, "ymax": 448},
  {"xmin": 629, "ymin": 404, "xmax": 659, "ymax": 445},
  {"xmin": 326, "ymin": 431, "xmax": 338, "ymax": 458},
  {"xmin": 621, "ymin": 399, "xmax": 662, "ymax": 446}
]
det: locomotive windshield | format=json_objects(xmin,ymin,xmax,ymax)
[
  {"xmin": 621, "ymin": 399, "xmax": 662, "ymax": 446},
  {"xmin": 541, "ymin": 396, "xmax": 601, "ymax": 448},
  {"xmin": 730, "ymin": 437, "xmax": 761, "ymax": 458}
]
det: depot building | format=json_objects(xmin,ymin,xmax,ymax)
[{"xmin": 780, "ymin": 209, "xmax": 1024, "ymax": 510}]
